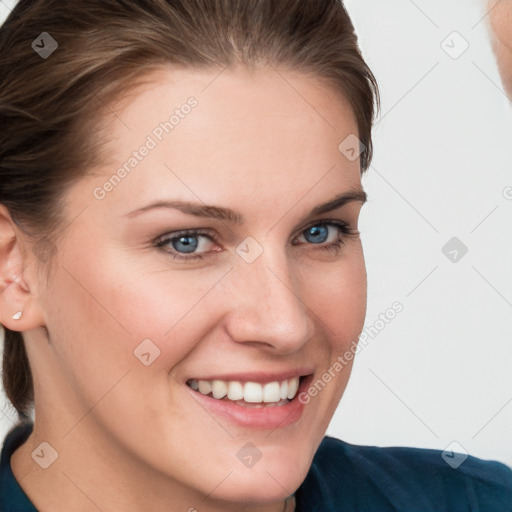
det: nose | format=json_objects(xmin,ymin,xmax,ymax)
[{"xmin": 223, "ymin": 245, "xmax": 315, "ymax": 354}]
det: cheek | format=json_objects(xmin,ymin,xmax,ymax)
[
  {"xmin": 41, "ymin": 249, "xmax": 234, "ymax": 456},
  {"xmin": 41, "ymin": 264, "xmax": 139, "ymax": 407},
  {"xmin": 300, "ymin": 245, "xmax": 366, "ymax": 416},
  {"xmin": 41, "ymin": 249, "xmax": 212, "ymax": 404},
  {"xmin": 301, "ymin": 243, "xmax": 367, "ymax": 344},
  {"xmin": 45, "ymin": 238, "xmax": 366, "ymax": 378}
]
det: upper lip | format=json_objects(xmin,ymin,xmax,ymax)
[{"xmin": 186, "ymin": 369, "xmax": 313, "ymax": 384}]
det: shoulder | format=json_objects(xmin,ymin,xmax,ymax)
[
  {"xmin": 296, "ymin": 436, "xmax": 512, "ymax": 512},
  {"xmin": 0, "ymin": 422, "xmax": 37, "ymax": 512}
]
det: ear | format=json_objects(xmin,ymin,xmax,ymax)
[{"xmin": 0, "ymin": 203, "xmax": 46, "ymax": 332}]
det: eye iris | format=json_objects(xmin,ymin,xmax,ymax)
[
  {"xmin": 173, "ymin": 236, "xmax": 199, "ymax": 253},
  {"xmin": 305, "ymin": 225, "xmax": 328, "ymax": 244}
]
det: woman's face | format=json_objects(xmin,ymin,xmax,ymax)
[
  {"xmin": 489, "ymin": 0, "xmax": 512, "ymax": 97},
  {"xmin": 28, "ymin": 66, "xmax": 367, "ymax": 508}
]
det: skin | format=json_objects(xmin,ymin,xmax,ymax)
[
  {"xmin": 0, "ymin": 65, "xmax": 367, "ymax": 512},
  {"xmin": 488, "ymin": 0, "xmax": 512, "ymax": 98}
]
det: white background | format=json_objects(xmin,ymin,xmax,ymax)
[{"xmin": 1, "ymin": 0, "xmax": 511, "ymax": 468}]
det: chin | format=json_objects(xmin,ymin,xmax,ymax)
[
  {"xmin": 203, "ymin": 444, "xmax": 312, "ymax": 503},
  {"xmin": 208, "ymin": 472, "xmax": 303, "ymax": 505}
]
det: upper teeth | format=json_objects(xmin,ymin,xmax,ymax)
[{"xmin": 188, "ymin": 377, "xmax": 300, "ymax": 403}]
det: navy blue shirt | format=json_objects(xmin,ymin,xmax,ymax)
[{"xmin": 1, "ymin": 422, "xmax": 511, "ymax": 511}]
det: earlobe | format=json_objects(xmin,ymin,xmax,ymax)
[{"xmin": 0, "ymin": 204, "xmax": 45, "ymax": 332}]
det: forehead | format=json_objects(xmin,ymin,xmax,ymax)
[
  {"xmin": 102, "ymin": 65, "xmax": 358, "ymax": 151},
  {"xmin": 86, "ymin": 66, "xmax": 362, "ymax": 216}
]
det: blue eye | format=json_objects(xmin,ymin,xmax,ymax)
[
  {"xmin": 156, "ymin": 230, "xmax": 215, "ymax": 259},
  {"xmin": 302, "ymin": 224, "xmax": 331, "ymax": 244},
  {"xmin": 170, "ymin": 235, "xmax": 199, "ymax": 254},
  {"xmin": 155, "ymin": 221, "xmax": 358, "ymax": 262}
]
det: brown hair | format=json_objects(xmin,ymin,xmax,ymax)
[{"xmin": 0, "ymin": 0, "xmax": 379, "ymax": 419}]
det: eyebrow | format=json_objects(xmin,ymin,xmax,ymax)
[{"xmin": 124, "ymin": 188, "xmax": 367, "ymax": 224}]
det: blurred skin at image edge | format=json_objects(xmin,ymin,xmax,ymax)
[{"xmin": 488, "ymin": 0, "xmax": 512, "ymax": 98}]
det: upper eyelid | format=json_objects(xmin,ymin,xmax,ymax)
[{"xmin": 294, "ymin": 220, "xmax": 350, "ymax": 239}]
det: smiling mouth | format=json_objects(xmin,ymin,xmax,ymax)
[{"xmin": 186, "ymin": 376, "xmax": 304, "ymax": 408}]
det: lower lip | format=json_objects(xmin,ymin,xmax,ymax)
[{"xmin": 186, "ymin": 376, "xmax": 312, "ymax": 430}]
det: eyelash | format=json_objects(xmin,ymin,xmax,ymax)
[{"xmin": 154, "ymin": 220, "xmax": 359, "ymax": 262}]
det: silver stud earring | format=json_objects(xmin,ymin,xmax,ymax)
[{"xmin": 12, "ymin": 311, "xmax": 22, "ymax": 320}]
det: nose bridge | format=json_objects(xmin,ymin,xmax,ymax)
[{"xmin": 225, "ymin": 240, "xmax": 314, "ymax": 352}]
